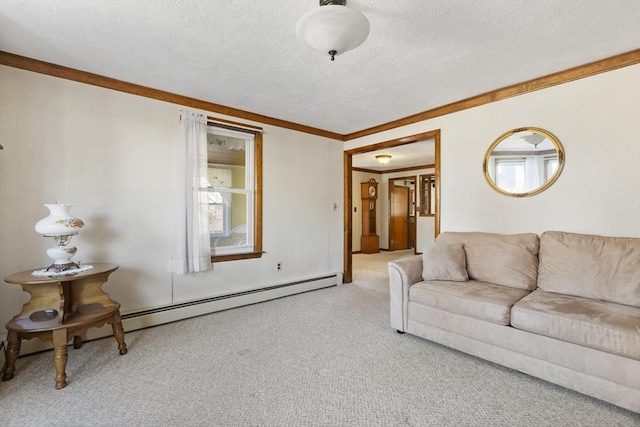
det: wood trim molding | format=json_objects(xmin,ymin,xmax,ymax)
[
  {"xmin": 344, "ymin": 129, "xmax": 441, "ymax": 283},
  {"xmin": 434, "ymin": 131, "xmax": 441, "ymax": 238},
  {"xmin": 347, "ymin": 130, "xmax": 440, "ymax": 155},
  {"xmin": 343, "ymin": 151, "xmax": 353, "ymax": 283},
  {"xmin": 0, "ymin": 51, "xmax": 343, "ymax": 141},
  {"xmin": 254, "ymin": 133, "xmax": 263, "ymax": 253},
  {"xmin": 352, "ymin": 167, "xmax": 381, "ymax": 174},
  {"xmin": 212, "ymin": 252, "xmax": 264, "ymax": 263},
  {"xmin": 379, "ymin": 164, "xmax": 435, "ymax": 174},
  {"xmin": 353, "ymin": 164, "xmax": 435, "ymax": 175},
  {"xmin": 2, "ymin": 49, "xmax": 638, "ymax": 143},
  {"xmin": 207, "ymin": 116, "xmax": 263, "ymax": 132},
  {"xmin": 344, "ymin": 49, "xmax": 640, "ymax": 140}
]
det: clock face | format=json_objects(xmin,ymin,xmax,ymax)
[{"xmin": 368, "ymin": 185, "xmax": 376, "ymax": 197}]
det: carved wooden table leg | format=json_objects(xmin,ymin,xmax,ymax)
[
  {"xmin": 111, "ymin": 311, "xmax": 128, "ymax": 355},
  {"xmin": 52, "ymin": 329, "xmax": 68, "ymax": 389},
  {"xmin": 2, "ymin": 330, "xmax": 21, "ymax": 381}
]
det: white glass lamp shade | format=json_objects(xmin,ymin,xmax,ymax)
[
  {"xmin": 35, "ymin": 203, "xmax": 84, "ymax": 236},
  {"xmin": 35, "ymin": 203, "xmax": 85, "ymax": 272},
  {"xmin": 296, "ymin": 4, "xmax": 370, "ymax": 59},
  {"xmin": 376, "ymin": 155, "xmax": 392, "ymax": 164}
]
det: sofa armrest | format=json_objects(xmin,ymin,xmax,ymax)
[{"xmin": 388, "ymin": 255, "xmax": 423, "ymax": 332}]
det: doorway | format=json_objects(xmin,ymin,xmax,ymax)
[
  {"xmin": 388, "ymin": 177, "xmax": 416, "ymax": 251},
  {"xmin": 343, "ymin": 129, "xmax": 441, "ymax": 283}
]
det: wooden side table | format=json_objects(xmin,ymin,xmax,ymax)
[{"xmin": 2, "ymin": 263, "xmax": 127, "ymax": 389}]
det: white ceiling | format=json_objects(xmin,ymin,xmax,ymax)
[
  {"xmin": 0, "ymin": 1, "xmax": 639, "ymax": 136},
  {"xmin": 352, "ymin": 139, "xmax": 434, "ymax": 172}
]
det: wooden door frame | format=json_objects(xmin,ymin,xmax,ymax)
[{"xmin": 343, "ymin": 129, "xmax": 441, "ymax": 283}]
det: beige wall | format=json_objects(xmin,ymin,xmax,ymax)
[
  {"xmin": 2, "ymin": 62, "xmax": 638, "ymax": 333},
  {"xmin": 0, "ymin": 66, "xmax": 344, "ymax": 330},
  {"xmin": 230, "ymin": 166, "xmax": 246, "ymax": 229},
  {"xmin": 346, "ymin": 64, "xmax": 640, "ymax": 240}
]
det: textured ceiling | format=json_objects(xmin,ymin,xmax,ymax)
[
  {"xmin": 352, "ymin": 139, "xmax": 434, "ymax": 172},
  {"xmin": 1, "ymin": 0, "xmax": 639, "ymax": 135}
]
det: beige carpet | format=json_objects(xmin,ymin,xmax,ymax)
[
  {"xmin": 1, "ymin": 275, "xmax": 638, "ymax": 426},
  {"xmin": 352, "ymin": 249, "xmax": 415, "ymax": 293}
]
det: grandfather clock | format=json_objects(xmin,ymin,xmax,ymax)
[{"xmin": 360, "ymin": 178, "xmax": 380, "ymax": 254}]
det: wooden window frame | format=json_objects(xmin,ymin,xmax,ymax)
[{"xmin": 207, "ymin": 119, "xmax": 263, "ymax": 263}]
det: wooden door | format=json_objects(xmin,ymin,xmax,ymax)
[{"xmin": 390, "ymin": 185, "xmax": 409, "ymax": 250}]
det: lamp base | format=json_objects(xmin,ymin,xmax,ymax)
[{"xmin": 45, "ymin": 261, "xmax": 81, "ymax": 273}]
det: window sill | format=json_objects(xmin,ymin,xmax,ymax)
[{"xmin": 212, "ymin": 251, "xmax": 264, "ymax": 263}]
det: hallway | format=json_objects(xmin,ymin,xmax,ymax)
[{"xmin": 351, "ymin": 249, "xmax": 414, "ymax": 293}]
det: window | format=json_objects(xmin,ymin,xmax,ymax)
[
  {"xmin": 490, "ymin": 153, "xmax": 559, "ymax": 194},
  {"xmin": 544, "ymin": 156, "xmax": 559, "ymax": 182},
  {"xmin": 494, "ymin": 157, "xmax": 526, "ymax": 193},
  {"xmin": 207, "ymin": 188, "xmax": 229, "ymax": 238},
  {"xmin": 204, "ymin": 123, "xmax": 262, "ymax": 261}
]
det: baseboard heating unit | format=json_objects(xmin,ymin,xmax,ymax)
[{"xmin": 8, "ymin": 274, "xmax": 339, "ymax": 358}]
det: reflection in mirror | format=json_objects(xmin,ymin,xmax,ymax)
[
  {"xmin": 483, "ymin": 127, "xmax": 564, "ymax": 197},
  {"xmin": 420, "ymin": 174, "xmax": 436, "ymax": 216}
]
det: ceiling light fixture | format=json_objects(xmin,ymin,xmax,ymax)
[
  {"xmin": 520, "ymin": 133, "xmax": 546, "ymax": 148},
  {"xmin": 376, "ymin": 155, "xmax": 392, "ymax": 165},
  {"xmin": 296, "ymin": 0, "xmax": 370, "ymax": 61}
]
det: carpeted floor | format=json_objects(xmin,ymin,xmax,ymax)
[
  {"xmin": 1, "ymin": 275, "xmax": 638, "ymax": 426},
  {"xmin": 352, "ymin": 249, "xmax": 414, "ymax": 293}
]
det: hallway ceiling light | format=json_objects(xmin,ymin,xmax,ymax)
[
  {"xmin": 296, "ymin": 0, "xmax": 370, "ymax": 61},
  {"xmin": 376, "ymin": 155, "xmax": 392, "ymax": 164}
]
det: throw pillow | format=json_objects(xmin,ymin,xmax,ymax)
[{"xmin": 422, "ymin": 242, "xmax": 469, "ymax": 281}]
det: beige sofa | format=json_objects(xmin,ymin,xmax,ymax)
[{"xmin": 388, "ymin": 231, "xmax": 640, "ymax": 412}]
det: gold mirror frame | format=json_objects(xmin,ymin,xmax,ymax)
[{"xmin": 483, "ymin": 127, "xmax": 565, "ymax": 197}]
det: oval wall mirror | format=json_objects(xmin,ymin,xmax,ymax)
[{"xmin": 483, "ymin": 127, "xmax": 565, "ymax": 197}]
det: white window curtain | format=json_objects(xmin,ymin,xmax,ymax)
[
  {"xmin": 524, "ymin": 156, "xmax": 541, "ymax": 191},
  {"xmin": 170, "ymin": 111, "xmax": 212, "ymax": 274}
]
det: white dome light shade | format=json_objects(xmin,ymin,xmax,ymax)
[
  {"xmin": 296, "ymin": 4, "xmax": 370, "ymax": 60},
  {"xmin": 376, "ymin": 155, "xmax": 392, "ymax": 164}
]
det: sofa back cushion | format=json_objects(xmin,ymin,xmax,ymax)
[
  {"xmin": 436, "ymin": 232, "xmax": 539, "ymax": 290},
  {"xmin": 537, "ymin": 231, "xmax": 640, "ymax": 307}
]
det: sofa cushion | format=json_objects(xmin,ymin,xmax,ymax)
[
  {"xmin": 410, "ymin": 280, "xmax": 531, "ymax": 325},
  {"xmin": 511, "ymin": 290, "xmax": 640, "ymax": 360},
  {"xmin": 538, "ymin": 231, "xmax": 640, "ymax": 307},
  {"xmin": 422, "ymin": 242, "xmax": 468, "ymax": 282},
  {"xmin": 436, "ymin": 232, "xmax": 539, "ymax": 290}
]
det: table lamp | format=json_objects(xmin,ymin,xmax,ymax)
[{"xmin": 35, "ymin": 203, "xmax": 85, "ymax": 272}]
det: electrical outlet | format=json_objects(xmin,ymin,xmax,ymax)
[{"xmin": 277, "ymin": 262, "xmax": 282, "ymax": 271}]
